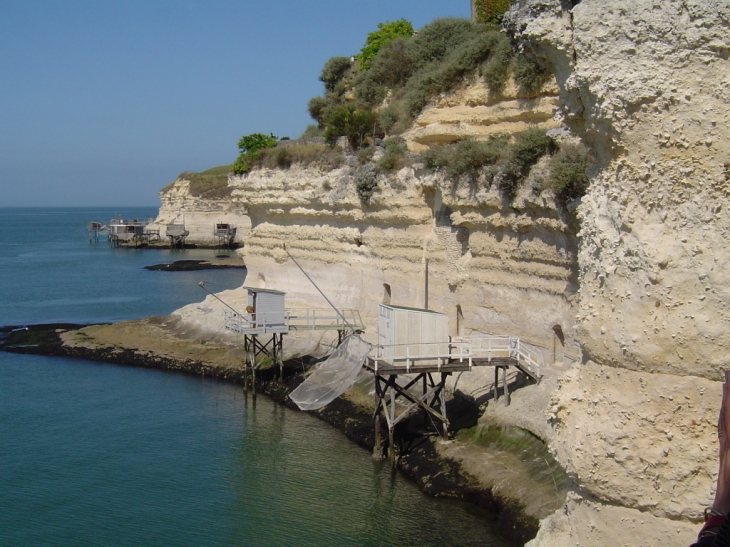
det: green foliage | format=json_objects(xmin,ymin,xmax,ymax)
[
  {"xmin": 547, "ymin": 143, "xmax": 590, "ymax": 206},
  {"xmin": 513, "ymin": 54, "xmax": 552, "ymax": 96},
  {"xmin": 406, "ymin": 18, "xmax": 479, "ymax": 70},
  {"xmin": 482, "ymin": 37, "xmax": 513, "ymax": 94},
  {"xmin": 420, "ymin": 136, "xmax": 508, "ymax": 182},
  {"xmin": 320, "ymin": 56, "xmax": 352, "ymax": 93},
  {"xmin": 356, "ymin": 146, "xmax": 375, "ymax": 165},
  {"xmin": 354, "ymin": 164, "xmax": 378, "ymax": 204},
  {"xmin": 474, "ymin": 0, "xmax": 512, "ymax": 25},
  {"xmin": 232, "ymin": 133, "xmax": 277, "ymax": 174},
  {"xmin": 404, "ymin": 29, "xmax": 508, "ymax": 116},
  {"xmin": 358, "ymin": 19, "xmax": 414, "ymax": 70},
  {"xmin": 307, "ymin": 96, "xmax": 328, "ymax": 127},
  {"xmin": 324, "ymin": 104, "xmax": 382, "ymax": 150},
  {"xmin": 300, "ymin": 124, "xmax": 324, "ymax": 139},
  {"xmin": 376, "ymin": 138, "xmax": 409, "ymax": 173},
  {"xmin": 179, "ymin": 165, "xmax": 234, "ymax": 199},
  {"xmin": 499, "ymin": 128, "xmax": 556, "ymax": 199}
]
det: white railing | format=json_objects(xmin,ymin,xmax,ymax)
[
  {"xmin": 371, "ymin": 341, "xmax": 473, "ymax": 373},
  {"xmin": 223, "ymin": 309, "xmax": 290, "ymax": 333},
  {"xmin": 465, "ymin": 336, "xmax": 542, "ymax": 380},
  {"xmin": 287, "ymin": 308, "xmax": 364, "ymax": 330},
  {"xmin": 369, "ymin": 336, "xmax": 542, "ymax": 379}
]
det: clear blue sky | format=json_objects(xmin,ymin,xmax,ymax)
[{"xmin": 1, "ymin": 1, "xmax": 469, "ymax": 207}]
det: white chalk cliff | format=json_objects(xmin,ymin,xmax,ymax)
[{"xmin": 162, "ymin": 1, "xmax": 730, "ymax": 545}]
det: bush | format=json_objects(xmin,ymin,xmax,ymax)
[
  {"xmin": 406, "ymin": 18, "xmax": 479, "ymax": 70},
  {"xmin": 355, "ymin": 164, "xmax": 378, "ymax": 204},
  {"xmin": 482, "ymin": 37, "xmax": 513, "ymax": 94},
  {"xmin": 300, "ymin": 124, "xmax": 324, "ymax": 139},
  {"xmin": 324, "ymin": 105, "xmax": 382, "ymax": 149},
  {"xmin": 513, "ymin": 54, "xmax": 552, "ymax": 96},
  {"xmin": 547, "ymin": 143, "xmax": 590, "ymax": 206},
  {"xmin": 357, "ymin": 146, "xmax": 376, "ymax": 165},
  {"xmin": 474, "ymin": 0, "xmax": 512, "ymax": 25},
  {"xmin": 359, "ymin": 19, "xmax": 414, "ymax": 70},
  {"xmin": 404, "ymin": 29, "xmax": 506, "ymax": 116},
  {"xmin": 499, "ymin": 128, "xmax": 556, "ymax": 199},
  {"xmin": 307, "ymin": 96, "xmax": 328, "ymax": 127},
  {"xmin": 420, "ymin": 136, "xmax": 508, "ymax": 182},
  {"xmin": 377, "ymin": 138, "xmax": 409, "ymax": 172},
  {"xmin": 320, "ymin": 56, "xmax": 352, "ymax": 93}
]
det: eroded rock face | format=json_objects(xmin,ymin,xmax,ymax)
[
  {"xmin": 507, "ymin": 0, "xmax": 730, "ymax": 379},
  {"xmin": 403, "ymin": 78, "xmax": 561, "ymax": 152},
  {"xmin": 230, "ymin": 163, "xmax": 579, "ymax": 359},
  {"xmin": 501, "ymin": 1, "xmax": 730, "ymax": 545},
  {"xmin": 147, "ymin": 177, "xmax": 250, "ymax": 246}
]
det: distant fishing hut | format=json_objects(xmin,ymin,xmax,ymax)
[
  {"xmin": 108, "ymin": 218, "xmax": 160, "ymax": 247},
  {"xmin": 214, "ymin": 223, "xmax": 236, "ymax": 248},
  {"xmin": 165, "ymin": 223, "xmax": 189, "ymax": 248},
  {"xmin": 87, "ymin": 221, "xmax": 107, "ymax": 243}
]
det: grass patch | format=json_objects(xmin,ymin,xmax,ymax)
[
  {"xmin": 178, "ymin": 165, "xmax": 233, "ymax": 199},
  {"xmin": 254, "ymin": 144, "xmax": 344, "ymax": 171}
]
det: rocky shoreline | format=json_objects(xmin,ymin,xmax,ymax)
[{"xmin": 1, "ymin": 320, "xmax": 545, "ymax": 545}]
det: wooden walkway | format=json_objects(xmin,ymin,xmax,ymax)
[{"xmin": 366, "ymin": 336, "xmax": 543, "ymax": 464}]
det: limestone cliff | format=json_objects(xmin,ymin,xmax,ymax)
[{"xmin": 499, "ymin": 1, "xmax": 730, "ymax": 545}]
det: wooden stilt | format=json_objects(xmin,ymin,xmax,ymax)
[
  {"xmin": 494, "ymin": 367, "xmax": 499, "ymax": 402},
  {"xmin": 503, "ymin": 366, "xmax": 510, "ymax": 407}
]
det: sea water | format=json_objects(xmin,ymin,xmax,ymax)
[{"xmin": 0, "ymin": 208, "xmax": 509, "ymax": 546}]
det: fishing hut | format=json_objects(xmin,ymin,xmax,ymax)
[
  {"xmin": 221, "ymin": 286, "xmax": 365, "ymax": 388},
  {"xmin": 87, "ymin": 221, "xmax": 107, "ymax": 243},
  {"xmin": 165, "ymin": 223, "xmax": 189, "ymax": 248},
  {"xmin": 214, "ymin": 223, "xmax": 236, "ymax": 249},
  {"xmin": 365, "ymin": 304, "xmax": 542, "ymax": 464},
  {"xmin": 108, "ymin": 218, "xmax": 160, "ymax": 247}
]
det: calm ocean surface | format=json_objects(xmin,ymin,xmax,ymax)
[{"xmin": 0, "ymin": 208, "xmax": 508, "ymax": 546}]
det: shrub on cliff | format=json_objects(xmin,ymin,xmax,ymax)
[
  {"xmin": 474, "ymin": 0, "xmax": 512, "ymax": 25},
  {"xmin": 324, "ymin": 104, "xmax": 383, "ymax": 149},
  {"xmin": 355, "ymin": 164, "xmax": 378, "ymax": 205},
  {"xmin": 320, "ymin": 56, "xmax": 353, "ymax": 93},
  {"xmin": 377, "ymin": 138, "xmax": 410, "ymax": 173},
  {"xmin": 547, "ymin": 143, "xmax": 590, "ymax": 206},
  {"xmin": 498, "ymin": 128, "xmax": 556, "ymax": 199},
  {"xmin": 420, "ymin": 136, "xmax": 508, "ymax": 184}
]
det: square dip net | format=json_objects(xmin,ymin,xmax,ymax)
[{"xmin": 289, "ymin": 335, "xmax": 372, "ymax": 411}]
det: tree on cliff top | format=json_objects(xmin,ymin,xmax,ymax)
[
  {"xmin": 358, "ymin": 19, "xmax": 414, "ymax": 70},
  {"xmin": 232, "ymin": 133, "xmax": 277, "ymax": 174}
]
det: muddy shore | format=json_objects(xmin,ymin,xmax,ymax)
[{"xmin": 1, "ymin": 319, "xmax": 560, "ymax": 545}]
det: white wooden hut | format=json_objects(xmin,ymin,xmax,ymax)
[
  {"xmin": 377, "ymin": 304, "xmax": 449, "ymax": 364},
  {"xmin": 245, "ymin": 287, "xmax": 289, "ymax": 334}
]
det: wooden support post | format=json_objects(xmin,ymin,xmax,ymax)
[
  {"xmin": 389, "ymin": 383, "xmax": 396, "ymax": 467},
  {"xmin": 440, "ymin": 372, "xmax": 448, "ymax": 438},
  {"xmin": 503, "ymin": 366, "xmax": 510, "ymax": 407},
  {"xmin": 494, "ymin": 367, "xmax": 499, "ymax": 402},
  {"xmin": 373, "ymin": 378, "xmax": 384, "ymax": 461}
]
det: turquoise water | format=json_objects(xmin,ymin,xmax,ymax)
[{"xmin": 0, "ymin": 208, "xmax": 508, "ymax": 546}]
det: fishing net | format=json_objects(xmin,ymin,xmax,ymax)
[{"xmin": 289, "ymin": 335, "xmax": 372, "ymax": 411}]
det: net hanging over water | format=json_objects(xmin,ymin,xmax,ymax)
[{"xmin": 289, "ymin": 335, "xmax": 372, "ymax": 411}]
